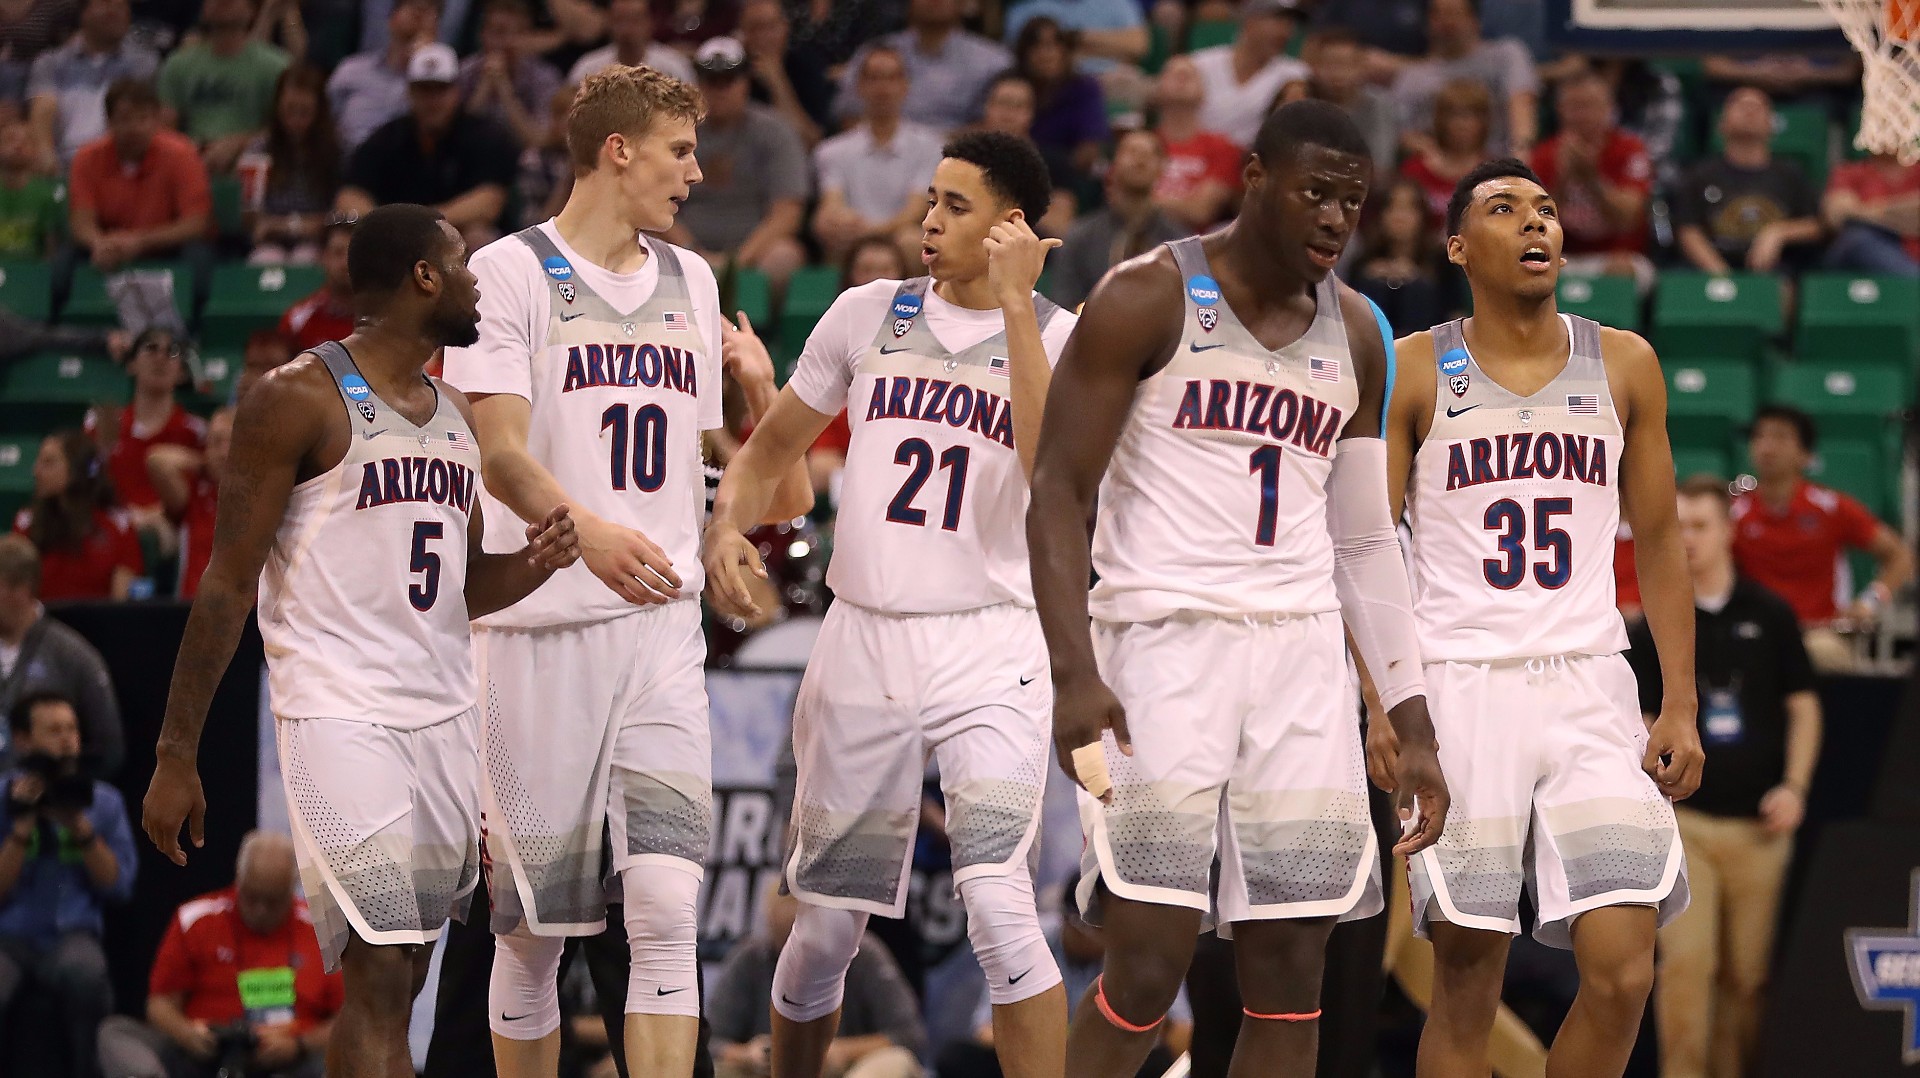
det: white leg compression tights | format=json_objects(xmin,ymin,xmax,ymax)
[
  {"xmin": 959, "ymin": 868, "xmax": 1062, "ymax": 1006},
  {"xmin": 770, "ymin": 902, "xmax": 869, "ymax": 1024},
  {"xmin": 621, "ymin": 861, "xmax": 703, "ymax": 1017},
  {"xmin": 489, "ymin": 924, "xmax": 566, "ymax": 1040}
]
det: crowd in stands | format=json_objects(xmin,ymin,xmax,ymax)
[{"xmin": 0, "ymin": 0, "xmax": 1911, "ymax": 1074}]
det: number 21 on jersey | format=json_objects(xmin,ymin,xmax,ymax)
[{"xmin": 886, "ymin": 439, "xmax": 971, "ymax": 531}]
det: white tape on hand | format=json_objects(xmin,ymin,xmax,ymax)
[{"xmin": 1072, "ymin": 743, "xmax": 1113, "ymax": 800}]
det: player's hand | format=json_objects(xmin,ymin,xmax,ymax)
[
  {"xmin": 1390, "ymin": 733, "xmax": 1449, "ymax": 856},
  {"xmin": 1644, "ymin": 707, "xmax": 1704, "ymax": 801},
  {"xmin": 1052, "ymin": 672, "xmax": 1130, "ymax": 804},
  {"xmin": 524, "ymin": 503, "xmax": 580, "ymax": 571},
  {"xmin": 984, "ymin": 212, "xmax": 1062, "ymax": 307},
  {"xmin": 1758, "ymin": 783, "xmax": 1805, "ymax": 834},
  {"xmin": 143, "ymin": 754, "xmax": 206, "ymax": 866},
  {"xmin": 702, "ymin": 522, "xmax": 766, "ymax": 621},
  {"xmin": 1364, "ymin": 710, "xmax": 1400, "ymax": 794},
  {"xmin": 720, "ymin": 309, "xmax": 776, "ymax": 392},
  {"xmin": 577, "ymin": 512, "xmax": 681, "ymax": 605}
]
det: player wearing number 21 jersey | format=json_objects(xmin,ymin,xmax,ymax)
[
  {"xmin": 1382, "ymin": 159, "xmax": 1702, "ymax": 1078},
  {"xmin": 707, "ymin": 132, "xmax": 1075, "ymax": 1078}
]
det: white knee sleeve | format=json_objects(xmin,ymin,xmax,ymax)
[
  {"xmin": 621, "ymin": 862, "xmax": 702, "ymax": 1017},
  {"xmin": 770, "ymin": 902, "xmax": 868, "ymax": 1023},
  {"xmin": 959, "ymin": 872, "xmax": 1061, "ymax": 1006},
  {"xmin": 489, "ymin": 925, "xmax": 566, "ymax": 1040}
]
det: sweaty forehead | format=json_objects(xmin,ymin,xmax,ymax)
[
  {"xmin": 1471, "ymin": 176, "xmax": 1549, "ymax": 212},
  {"xmin": 1279, "ymin": 143, "xmax": 1370, "ymax": 182}
]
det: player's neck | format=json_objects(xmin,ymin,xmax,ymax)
[
  {"xmin": 1461, "ymin": 287, "xmax": 1560, "ymax": 360},
  {"xmin": 932, "ymin": 273, "xmax": 1001, "ymax": 311},
  {"xmin": 348, "ymin": 321, "xmax": 438, "ymax": 387},
  {"xmin": 554, "ymin": 184, "xmax": 650, "ymax": 274},
  {"xmin": 1212, "ymin": 221, "xmax": 1313, "ymax": 306}
]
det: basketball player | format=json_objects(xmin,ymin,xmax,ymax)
[
  {"xmin": 141, "ymin": 202, "xmax": 582, "ymax": 1078},
  {"xmin": 441, "ymin": 64, "xmax": 810, "ymax": 1078},
  {"xmin": 704, "ymin": 131, "xmax": 1075, "ymax": 1078},
  {"xmin": 1026, "ymin": 99, "xmax": 1450, "ymax": 1078},
  {"xmin": 1376, "ymin": 158, "xmax": 1702, "ymax": 1078}
]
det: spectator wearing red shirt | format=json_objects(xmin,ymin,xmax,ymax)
[
  {"xmin": 62, "ymin": 77, "xmax": 213, "ymax": 311},
  {"xmin": 1531, "ymin": 70, "xmax": 1656, "ymax": 291},
  {"xmin": 87, "ymin": 327, "xmax": 206, "ymax": 526},
  {"xmin": 276, "ymin": 218, "xmax": 356, "ymax": 356},
  {"xmin": 1150, "ymin": 54, "xmax": 1242, "ymax": 232},
  {"xmin": 1820, "ymin": 152, "xmax": 1920, "ymax": 276},
  {"xmin": 150, "ymin": 407, "xmax": 231, "ymax": 599},
  {"xmin": 1731, "ymin": 405, "xmax": 1912, "ymax": 671},
  {"xmin": 96, "ymin": 831, "xmax": 340, "ymax": 1078},
  {"xmin": 13, "ymin": 431, "xmax": 142, "ymax": 602}
]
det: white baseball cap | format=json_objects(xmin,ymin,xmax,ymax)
[{"xmin": 407, "ymin": 42, "xmax": 460, "ymax": 85}]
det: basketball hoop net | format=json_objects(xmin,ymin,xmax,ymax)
[{"xmin": 1815, "ymin": 0, "xmax": 1920, "ymax": 163}]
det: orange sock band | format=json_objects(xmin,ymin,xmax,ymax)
[
  {"xmin": 1093, "ymin": 976, "xmax": 1163, "ymax": 1034},
  {"xmin": 1242, "ymin": 1007, "xmax": 1323, "ymax": 1022}
]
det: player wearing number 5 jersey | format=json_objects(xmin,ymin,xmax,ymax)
[
  {"xmin": 141, "ymin": 204, "xmax": 582, "ymax": 1078},
  {"xmin": 1027, "ymin": 101, "xmax": 1448, "ymax": 1078},
  {"xmin": 441, "ymin": 66, "xmax": 810, "ymax": 1078},
  {"xmin": 706, "ymin": 132, "xmax": 1076, "ymax": 1078},
  {"xmin": 1379, "ymin": 159, "xmax": 1703, "ymax": 1078}
]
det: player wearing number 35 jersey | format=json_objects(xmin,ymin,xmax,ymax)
[
  {"xmin": 1382, "ymin": 159, "xmax": 1703, "ymax": 1078},
  {"xmin": 706, "ymin": 132, "xmax": 1075, "ymax": 1078}
]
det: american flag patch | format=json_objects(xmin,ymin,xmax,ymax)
[
  {"xmin": 1566, "ymin": 394, "xmax": 1599, "ymax": 415},
  {"xmin": 1309, "ymin": 355, "xmax": 1340, "ymax": 382},
  {"xmin": 662, "ymin": 311, "xmax": 689, "ymax": 331},
  {"xmin": 446, "ymin": 430, "xmax": 474, "ymax": 450},
  {"xmin": 988, "ymin": 355, "xmax": 1010, "ymax": 377}
]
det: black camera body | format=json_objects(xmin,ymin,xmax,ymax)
[
  {"xmin": 212, "ymin": 1021, "xmax": 257, "ymax": 1078},
  {"xmin": 8, "ymin": 752, "xmax": 95, "ymax": 816}
]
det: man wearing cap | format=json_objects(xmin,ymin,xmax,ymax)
[
  {"xmin": 1188, "ymin": 0, "xmax": 1310, "ymax": 147},
  {"xmin": 335, "ymin": 42, "xmax": 520, "ymax": 246},
  {"xmin": 661, "ymin": 37, "xmax": 809, "ymax": 293}
]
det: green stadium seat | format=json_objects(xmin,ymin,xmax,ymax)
[
  {"xmin": 1187, "ymin": 18, "xmax": 1236, "ymax": 50},
  {"xmin": 730, "ymin": 267, "xmax": 772, "ymax": 334},
  {"xmin": 1557, "ymin": 275, "xmax": 1640, "ymax": 331},
  {"xmin": 1672, "ymin": 444, "xmax": 1732, "ymax": 481},
  {"xmin": 0, "ymin": 401, "xmax": 87, "ymax": 439},
  {"xmin": 1665, "ymin": 357, "xmax": 1757, "ymax": 454},
  {"xmin": 201, "ymin": 263, "xmax": 323, "ymax": 348},
  {"xmin": 1769, "ymin": 357, "xmax": 1908, "ymax": 431},
  {"xmin": 0, "ymin": 434, "xmax": 38, "ymax": 524},
  {"xmin": 210, "ymin": 175, "xmax": 245, "ymax": 239},
  {"xmin": 63, "ymin": 261, "xmax": 191, "ymax": 326},
  {"xmin": 4, "ymin": 350, "xmax": 128, "ymax": 407},
  {"xmin": 1809, "ymin": 437, "xmax": 1890, "ymax": 518},
  {"xmin": 1653, "ymin": 272, "xmax": 1781, "ymax": 363},
  {"xmin": 778, "ymin": 265, "xmax": 838, "ymax": 377},
  {"xmin": 1795, "ymin": 274, "xmax": 1920, "ymax": 365},
  {"xmin": 0, "ymin": 260, "xmax": 52, "ymax": 321},
  {"xmin": 187, "ymin": 348, "xmax": 242, "ymax": 410}
]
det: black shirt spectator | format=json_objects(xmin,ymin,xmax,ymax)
[
  {"xmin": 0, "ymin": 536, "xmax": 123, "ymax": 778},
  {"xmin": 739, "ymin": 0, "xmax": 832, "ymax": 144},
  {"xmin": 1672, "ymin": 86, "xmax": 1824, "ymax": 274}
]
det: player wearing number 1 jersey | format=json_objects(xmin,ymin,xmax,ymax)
[
  {"xmin": 705, "ymin": 132, "xmax": 1075, "ymax": 1078},
  {"xmin": 442, "ymin": 66, "xmax": 810, "ymax": 1078},
  {"xmin": 141, "ymin": 204, "xmax": 581, "ymax": 1078},
  {"xmin": 1379, "ymin": 159, "xmax": 1703, "ymax": 1078}
]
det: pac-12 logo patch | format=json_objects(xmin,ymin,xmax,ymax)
[
  {"xmin": 541, "ymin": 256, "xmax": 574, "ymax": 282},
  {"xmin": 1186, "ymin": 275, "xmax": 1220, "ymax": 307},
  {"xmin": 558, "ymin": 282, "xmax": 576, "ymax": 304},
  {"xmin": 357, "ymin": 401, "xmax": 376, "ymax": 421},
  {"xmin": 340, "ymin": 373, "xmax": 371, "ymax": 401},
  {"xmin": 1439, "ymin": 347, "xmax": 1470, "ymax": 378},
  {"xmin": 1848, "ymin": 870, "xmax": 1920, "ymax": 1063},
  {"xmin": 1197, "ymin": 308, "xmax": 1219, "ymax": 332},
  {"xmin": 1449, "ymin": 374, "xmax": 1470, "ymax": 397}
]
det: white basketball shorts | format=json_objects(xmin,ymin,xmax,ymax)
[
  {"xmin": 1077, "ymin": 610, "xmax": 1381, "ymax": 930},
  {"xmin": 477, "ymin": 600, "xmax": 712, "ymax": 936},
  {"xmin": 1409, "ymin": 653, "xmax": 1688, "ymax": 949},
  {"xmin": 785, "ymin": 601, "xmax": 1050, "ymax": 917},
  {"xmin": 278, "ymin": 707, "xmax": 482, "ymax": 972}
]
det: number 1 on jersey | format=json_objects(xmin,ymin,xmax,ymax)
[
  {"xmin": 886, "ymin": 438, "xmax": 970, "ymax": 531},
  {"xmin": 1250, "ymin": 445, "xmax": 1283, "ymax": 546}
]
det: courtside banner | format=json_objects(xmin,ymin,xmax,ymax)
[{"xmin": 1571, "ymin": 0, "xmax": 1836, "ymax": 29}]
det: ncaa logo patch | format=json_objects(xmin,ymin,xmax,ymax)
[
  {"xmin": 1439, "ymin": 347, "xmax": 1470, "ymax": 378},
  {"xmin": 1848, "ymin": 870, "xmax": 1920, "ymax": 1063},
  {"xmin": 892, "ymin": 292, "xmax": 922, "ymax": 338},
  {"xmin": 357, "ymin": 400, "xmax": 376, "ymax": 421},
  {"xmin": 1449, "ymin": 374, "xmax": 1470, "ymax": 397},
  {"xmin": 1186, "ymin": 274, "xmax": 1221, "ymax": 307},
  {"xmin": 558, "ymin": 282, "xmax": 576, "ymax": 304},
  {"xmin": 340, "ymin": 373, "xmax": 371, "ymax": 401},
  {"xmin": 541, "ymin": 256, "xmax": 574, "ymax": 282},
  {"xmin": 1197, "ymin": 308, "xmax": 1219, "ymax": 333}
]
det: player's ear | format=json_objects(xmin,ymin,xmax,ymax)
[{"xmin": 1445, "ymin": 233, "xmax": 1467, "ymax": 269}]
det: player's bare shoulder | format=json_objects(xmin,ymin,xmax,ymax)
[
  {"xmin": 232, "ymin": 351, "xmax": 349, "ymax": 481},
  {"xmin": 1596, "ymin": 326, "xmax": 1663, "ymax": 430},
  {"xmin": 1070, "ymin": 246, "xmax": 1185, "ymax": 376}
]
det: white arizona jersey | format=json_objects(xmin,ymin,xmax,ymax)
[
  {"xmin": 1088, "ymin": 237, "xmax": 1359, "ymax": 622},
  {"xmin": 787, "ymin": 278, "xmax": 1077, "ymax": 613},
  {"xmin": 444, "ymin": 223, "xmax": 723, "ymax": 629},
  {"xmin": 257, "ymin": 341, "xmax": 480, "ymax": 727},
  {"xmin": 1405, "ymin": 315, "xmax": 1630, "ymax": 662}
]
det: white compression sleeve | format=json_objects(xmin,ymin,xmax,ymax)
[{"xmin": 1327, "ymin": 437, "xmax": 1426, "ymax": 711}]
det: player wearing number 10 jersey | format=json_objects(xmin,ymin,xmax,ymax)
[
  {"xmin": 1381, "ymin": 159, "xmax": 1704, "ymax": 1078},
  {"xmin": 706, "ymin": 132, "xmax": 1075, "ymax": 1078}
]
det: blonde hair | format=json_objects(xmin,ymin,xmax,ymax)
[{"xmin": 567, "ymin": 64, "xmax": 706, "ymax": 174}]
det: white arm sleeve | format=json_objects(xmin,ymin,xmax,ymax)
[{"xmin": 1328, "ymin": 437, "xmax": 1426, "ymax": 712}]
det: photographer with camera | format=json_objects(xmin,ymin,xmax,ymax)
[
  {"xmin": 0, "ymin": 688, "xmax": 137, "ymax": 1078},
  {"xmin": 98, "ymin": 831, "xmax": 339, "ymax": 1078}
]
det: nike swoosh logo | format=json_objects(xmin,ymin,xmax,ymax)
[
  {"xmin": 362, "ymin": 428, "xmax": 390, "ymax": 440},
  {"xmin": 1445, "ymin": 405, "xmax": 1480, "ymax": 418},
  {"xmin": 1019, "ymin": 676, "xmax": 1036, "ymax": 686},
  {"xmin": 560, "ymin": 311, "xmax": 585, "ymax": 321},
  {"xmin": 879, "ymin": 344, "xmax": 911, "ymax": 354},
  {"xmin": 781, "ymin": 993, "xmax": 801, "ymax": 1006},
  {"xmin": 1189, "ymin": 342, "xmax": 1225, "ymax": 352},
  {"xmin": 501, "ymin": 1012, "xmax": 531, "ymax": 1022},
  {"xmin": 1010, "ymin": 967, "xmax": 1033, "ymax": 984},
  {"xmin": 656, "ymin": 986, "xmax": 689, "ymax": 996}
]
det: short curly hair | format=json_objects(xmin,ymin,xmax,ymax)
[
  {"xmin": 568, "ymin": 64, "xmax": 706, "ymax": 173},
  {"xmin": 938, "ymin": 130, "xmax": 1052, "ymax": 223}
]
